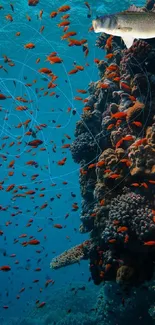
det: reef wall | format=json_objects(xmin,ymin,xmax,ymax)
[{"xmin": 51, "ymin": 0, "xmax": 155, "ymax": 288}]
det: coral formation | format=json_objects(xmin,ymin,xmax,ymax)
[{"xmin": 51, "ymin": 0, "xmax": 155, "ymax": 292}]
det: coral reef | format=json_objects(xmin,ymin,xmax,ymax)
[{"xmin": 51, "ymin": 0, "xmax": 155, "ymax": 294}]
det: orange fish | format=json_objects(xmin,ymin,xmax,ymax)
[
  {"xmin": 74, "ymin": 96, "xmax": 83, "ymax": 100},
  {"xmin": 5, "ymin": 14, "xmax": 13, "ymax": 22},
  {"xmin": 132, "ymin": 121, "xmax": 142, "ymax": 127},
  {"xmin": 133, "ymin": 138, "xmax": 147, "ymax": 147},
  {"xmin": 76, "ymin": 65, "xmax": 84, "ymax": 71},
  {"xmin": 68, "ymin": 68, "xmax": 79, "ymax": 75},
  {"xmin": 96, "ymin": 161, "xmax": 105, "ymax": 167},
  {"xmin": 94, "ymin": 58, "xmax": 100, "ymax": 64},
  {"xmin": 61, "ymin": 31, "xmax": 77, "ymax": 39},
  {"xmin": 105, "ymin": 53, "xmax": 114, "ymax": 59},
  {"xmin": 131, "ymin": 183, "xmax": 140, "ymax": 187},
  {"xmin": 57, "ymin": 157, "xmax": 67, "ymax": 165},
  {"xmin": 140, "ymin": 182, "xmax": 148, "ymax": 189},
  {"xmin": 58, "ymin": 21, "xmax": 70, "ymax": 27},
  {"xmin": 6, "ymin": 184, "xmax": 15, "ymax": 192},
  {"xmin": 47, "ymin": 56, "xmax": 63, "ymax": 64},
  {"xmin": 144, "ymin": 241, "xmax": 155, "ymax": 246},
  {"xmin": 120, "ymin": 82, "xmax": 131, "ymax": 92},
  {"xmin": 106, "ymin": 64, "xmax": 118, "ymax": 72},
  {"xmin": 53, "ymin": 224, "xmax": 63, "ymax": 229},
  {"xmin": 88, "ymin": 163, "xmax": 96, "ymax": 169},
  {"xmin": 77, "ymin": 89, "xmax": 87, "ymax": 94},
  {"xmin": 97, "ymin": 83, "xmax": 109, "ymax": 89},
  {"xmin": 120, "ymin": 159, "xmax": 131, "ymax": 167},
  {"xmin": 149, "ymin": 180, "xmax": 155, "ymax": 184},
  {"xmin": 108, "ymin": 239, "xmax": 116, "ymax": 243},
  {"xmin": 107, "ymin": 124, "xmax": 115, "ymax": 130},
  {"xmin": 58, "ymin": 5, "xmax": 70, "ymax": 12},
  {"xmin": 100, "ymin": 199, "xmax": 105, "ymax": 206},
  {"xmin": 105, "ymin": 35, "xmax": 113, "ymax": 50},
  {"xmin": 117, "ymin": 226, "xmax": 128, "ymax": 233},
  {"xmin": 109, "ymin": 173, "xmax": 120, "ymax": 179},
  {"xmin": 24, "ymin": 43, "xmax": 35, "ymax": 49},
  {"xmin": 61, "ymin": 14, "xmax": 70, "ymax": 20},
  {"xmin": 112, "ymin": 112, "xmax": 127, "ymax": 119},
  {"xmin": 0, "ymin": 265, "xmax": 11, "ymax": 271},
  {"xmin": 50, "ymin": 11, "xmax": 57, "ymax": 18},
  {"xmin": 61, "ymin": 144, "xmax": 70, "ymax": 148}
]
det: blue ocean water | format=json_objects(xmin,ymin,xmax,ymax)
[{"xmin": 0, "ymin": 0, "xmax": 154, "ymax": 325}]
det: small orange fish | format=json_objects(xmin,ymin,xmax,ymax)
[
  {"xmin": 140, "ymin": 182, "xmax": 148, "ymax": 189},
  {"xmin": 112, "ymin": 112, "xmax": 127, "ymax": 119},
  {"xmin": 117, "ymin": 226, "xmax": 128, "ymax": 233},
  {"xmin": 113, "ymin": 77, "xmax": 120, "ymax": 82},
  {"xmin": 77, "ymin": 89, "xmax": 87, "ymax": 94},
  {"xmin": 100, "ymin": 199, "xmax": 105, "ymax": 206},
  {"xmin": 88, "ymin": 163, "xmax": 96, "ymax": 169},
  {"xmin": 57, "ymin": 157, "xmax": 67, "ymax": 165},
  {"xmin": 58, "ymin": 21, "xmax": 70, "ymax": 27},
  {"xmin": 133, "ymin": 138, "xmax": 147, "ymax": 147},
  {"xmin": 96, "ymin": 161, "xmax": 105, "ymax": 167},
  {"xmin": 105, "ymin": 35, "xmax": 113, "ymax": 50},
  {"xmin": 108, "ymin": 239, "xmax": 116, "ymax": 244},
  {"xmin": 58, "ymin": 5, "xmax": 70, "ymax": 12},
  {"xmin": 68, "ymin": 68, "xmax": 79, "ymax": 75},
  {"xmin": 53, "ymin": 224, "xmax": 63, "ymax": 229},
  {"xmin": 50, "ymin": 11, "xmax": 57, "ymax": 18},
  {"xmin": 132, "ymin": 121, "xmax": 142, "ymax": 127},
  {"xmin": 106, "ymin": 64, "xmax": 118, "ymax": 72},
  {"xmin": 131, "ymin": 183, "xmax": 140, "ymax": 187},
  {"xmin": 0, "ymin": 265, "xmax": 11, "ymax": 271},
  {"xmin": 120, "ymin": 82, "xmax": 131, "ymax": 92},
  {"xmin": 149, "ymin": 180, "xmax": 155, "ymax": 184},
  {"xmin": 105, "ymin": 53, "xmax": 114, "ymax": 59},
  {"xmin": 76, "ymin": 65, "xmax": 84, "ymax": 71},
  {"xmin": 94, "ymin": 58, "xmax": 100, "ymax": 64},
  {"xmin": 5, "ymin": 14, "xmax": 13, "ymax": 22},
  {"xmin": 109, "ymin": 173, "xmax": 120, "ymax": 179},
  {"xmin": 144, "ymin": 241, "xmax": 155, "ymax": 246},
  {"xmin": 24, "ymin": 43, "xmax": 35, "ymax": 49},
  {"xmin": 74, "ymin": 96, "xmax": 83, "ymax": 100},
  {"xmin": 61, "ymin": 14, "xmax": 70, "ymax": 20},
  {"xmin": 61, "ymin": 31, "xmax": 77, "ymax": 40},
  {"xmin": 120, "ymin": 159, "xmax": 131, "ymax": 167},
  {"xmin": 107, "ymin": 123, "xmax": 115, "ymax": 130},
  {"xmin": 97, "ymin": 83, "xmax": 109, "ymax": 89}
]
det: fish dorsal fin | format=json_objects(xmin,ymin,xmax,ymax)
[
  {"xmin": 122, "ymin": 5, "xmax": 148, "ymax": 13},
  {"xmin": 122, "ymin": 36, "xmax": 135, "ymax": 48}
]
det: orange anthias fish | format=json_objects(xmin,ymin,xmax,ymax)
[
  {"xmin": 0, "ymin": 265, "xmax": 11, "ymax": 271},
  {"xmin": 24, "ymin": 43, "xmax": 35, "ymax": 49},
  {"xmin": 117, "ymin": 226, "xmax": 128, "ymax": 233},
  {"xmin": 53, "ymin": 224, "xmax": 63, "ymax": 229},
  {"xmin": 112, "ymin": 112, "xmax": 127, "ymax": 119},
  {"xmin": 23, "ymin": 239, "xmax": 40, "ymax": 246},
  {"xmin": 61, "ymin": 32, "xmax": 77, "ymax": 40},
  {"xmin": 46, "ymin": 56, "xmax": 63, "ymax": 64},
  {"xmin": 57, "ymin": 21, "xmax": 70, "ymax": 27},
  {"xmin": 105, "ymin": 53, "xmax": 114, "ymax": 59},
  {"xmin": 144, "ymin": 241, "xmax": 155, "ymax": 246}
]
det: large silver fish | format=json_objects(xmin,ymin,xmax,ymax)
[{"xmin": 92, "ymin": 5, "xmax": 155, "ymax": 48}]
